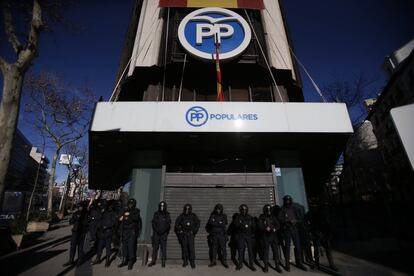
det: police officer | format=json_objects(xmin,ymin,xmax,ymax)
[
  {"xmin": 258, "ymin": 204, "xmax": 282, "ymax": 273},
  {"xmin": 92, "ymin": 200, "xmax": 118, "ymax": 267},
  {"xmin": 118, "ymin": 198, "xmax": 141, "ymax": 270},
  {"xmin": 63, "ymin": 201, "xmax": 89, "ymax": 267},
  {"xmin": 278, "ymin": 195, "xmax": 307, "ymax": 271},
  {"xmin": 88, "ymin": 199, "xmax": 103, "ymax": 245},
  {"xmin": 227, "ymin": 213, "xmax": 239, "ymax": 265},
  {"xmin": 304, "ymin": 203, "xmax": 338, "ymax": 271},
  {"xmin": 233, "ymin": 204, "xmax": 256, "ymax": 271},
  {"xmin": 206, "ymin": 204, "xmax": 229, "ymax": 268},
  {"xmin": 175, "ymin": 204, "xmax": 200, "ymax": 269},
  {"xmin": 148, "ymin": 201, "xmax": 171, "ymax": 267}
]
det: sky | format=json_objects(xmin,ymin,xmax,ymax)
[{"xmin": 1, "ymin": 0, "xmax": 414, "ymax": 182}]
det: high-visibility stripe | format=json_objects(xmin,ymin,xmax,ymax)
[{"xmin": 159, "ymin": 0, "xmax": 264, "ymax": 9}]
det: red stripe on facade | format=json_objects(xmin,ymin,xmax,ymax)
[
  {"xmin": 237, "ymin": 0, "xmax": 264, "ymax": 10},
  {"xmin": 160, "ymin": 0, "xmax": 264, "ymax": 9},
  {"xmin": 159, "ymin": 0, "xmax": 187, "ymax": 8}
]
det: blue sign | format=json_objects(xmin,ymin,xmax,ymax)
[
  {"xmin": 186, "ymin": 106, "xmax": 209, "ymax": 127},
  {"xmin": 178, "ymin": 8, "xmax": 252, "ymax": 61},
  {"xmin": 185, "ymin": 106, "xmax": 258, "ymax": 127}
]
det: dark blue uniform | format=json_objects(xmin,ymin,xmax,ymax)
[
  {"xmin": 64, "ymin": 202, "xmax": 88, "ymax": 267},
  {"xmin": 118, "ymin": 198, "xmax": 141, "ymax": 270},
  {"xmin": 175, "ymin": 204, "xmax": 200, "ymax": 269},
  {"xmin": 278, "ymin": 195, "xmax": 307, "ymax": 271},
  {"xmin": 95, "ymin": 204, "xmax": 117, "ymax": 266},
  {"xmin": 206, "ymin": 204, "xmax": 228, "ymax": 268},
  {"xmin": 234, "ymin": 205, "xmax": 256, "ymax": 271},
  {"xmin": 258, "ymin": 204, "xmax": 282, "ymax": 273},
  {"xmin": 149, "ymin": 201, "xmax": 171, "ymax": 267}
]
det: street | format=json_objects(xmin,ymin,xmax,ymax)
[{"xmin": 0, "ymin": 220, "xmax": 409, "ymax": 276}]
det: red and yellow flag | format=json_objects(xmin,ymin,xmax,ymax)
[
  {"xmin": 159, "ymin": 0, "xmax": 264, "ymax": 10},
  {"xmin": 215, "ymin": 43, "xmax": 225, "ymax": 102}
]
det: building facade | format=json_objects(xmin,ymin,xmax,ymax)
[
  {"xmin": 338, "ymin": 43, "xmax": 414, "ymax": 241},
  {"xmin": 1, "ymin": 131, "xmax": 49, "ymax": 215},
  {"xmin": 89, "ymin": 0, "xmax": 352, "ymax": 259}
]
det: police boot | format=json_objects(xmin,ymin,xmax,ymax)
[
  {"xmin": 104, "ymin": 256, "xmax": 110, "ymax": 267},
  {"xmin": 91, "ymin": 257, "xmax": 100, "ymax": 265},
  {"xmin": 161, "ymin": 259, "xmax": 166, "ymax": 268},
  {"xmin": 296, "ymin": 262, "xmax": 308, "ymax": 271},
  {"xmin": 190, "ymin": 260, "xmax": 196, "ymax": 269},
  {"xmin": 263, "ymin": 263, "xmax": 269, "ymax": 273},
  {"xmin": 127, "ymin": 260, "xmax": 134, "ymax": 270},
  {"xmin": 148, "ymin": 258, "xmax": 156, "ymax": 267},
  {"xmin": 208, "ymin": 261, "xmax": 216, "ymax": 267},
  {"xmin": 118, "ymin": 258, "xmax": 127, "ymax": 268},
  {"xmin": 249, "ymin": 262, "xmax": 256, "ymax": 271},
  {"xmin": 182, "ymin": 259, "xmax": 188, "ymax": 267},
  {"xmin": 285, "ymin": 260, "xmax": 291, "ymax": 272},
  {"xmin": 274, "ymin": 260, "xmax": 282, "ymax": 273},
  {"xmin": 222, "ymin": 260, "xmax": 229, "ymax": 269}
]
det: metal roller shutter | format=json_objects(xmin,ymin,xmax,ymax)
[{"xmin": 164, "ymin": 173, "xmax": 275, "ymax": 260}]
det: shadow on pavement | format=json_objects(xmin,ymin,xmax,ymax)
[{"xmin": 0, "ymin": 235, "xmax": 71, "ymax": 275}]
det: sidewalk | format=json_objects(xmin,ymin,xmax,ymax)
[{"xmin": 0, "ymin": 221, "xmax": 410, "ymax": 276}]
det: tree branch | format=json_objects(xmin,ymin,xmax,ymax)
[
  {"xmin": 16, "ymin": 0, "xmax": 43, "ymax": 71},
  {"xmin": 1, "ymin": 0, "xmax": 23, "ymax": 54},
  {"xmin": 0, "ymin": 56, "xmax": 9, "ymax": 73}
]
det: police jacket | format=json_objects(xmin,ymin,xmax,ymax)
[
  {"xmin": 88, "ymin": 207, "xmax": 102, "ymax": 225},
  {"xmin": 100, "ymin": 209, "xmax": 118, "ymax": 231},
  {"xmin": 121, "ymin": 207, "xmax": 141, "ymax": 232},
  {"xmin": 206, "ymin": 213, "xmax": 228, "ymax": 236},
  {"xmin": 175, "ymin": 214, "xmax": 200, "ymax": 235},
  {"xmin": 233, "ymin": 214, "xmax": 255, "ymax": 236},
  {"xmin": 152, "ymin": 211, "xmax": 171, "ymax": 235},
  {"xmin": 278, "ymin": 203, "xmax": 304, "ymax": 230},
  {"xmin": 258, "ymin": 214, "xmax": 280, "ymax": 237},
  {"xmin": 70, "ymin": 209, "xmax": 88, "ymax": 234}
]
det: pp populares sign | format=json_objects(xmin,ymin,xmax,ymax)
[{"xmin": 178, "ymin": 8, "xmax": 251, "ymax": 61}]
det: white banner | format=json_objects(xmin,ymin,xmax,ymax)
[{"xmin": 91, "ymin": 102, "xmax": 353, "ymax": 134}]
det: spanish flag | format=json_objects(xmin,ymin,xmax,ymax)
[
  {"xmin": 159, "ymin": 0, "xmax": 264, "ymax": 10},
  {"xmin": 215, "ymin": 42, "xmax": 225, "ymax": 102}
]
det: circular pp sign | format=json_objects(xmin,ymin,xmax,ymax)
[{"xmin": 178, "ymin": 8, "xmax": 252, "ymax": 61}]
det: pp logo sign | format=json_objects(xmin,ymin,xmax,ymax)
[
  {"xmin": 186, "ymin": 106, "xmax": 209, "ymax": 127},
  {"xmin": 178, "ymin": 8, "xmax": 251, "ymax": 61}
]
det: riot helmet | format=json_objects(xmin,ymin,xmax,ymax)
[
  {"xmin": 239, "ymin": 204, "xmax": 248, "ymax": 215},
  {"xmin": 214, "ymin": 204, "xmax": 223, "ymax": 215},
  {"xmin": 159, "ymin": 201, "xmax": 167, "ymax": 212},
  {"xmin": 283, "ymin": 195, "xmax": 293, "ymax": 207},
  {"xmin": 183, "ymin": 204, "xmax": 192, "ymax": 215},
  {"xmin": 128, "ymin": 198, "xmax": 137, "ymax": 209},
  {"xmin": 263, "ymin": 204, "xmax": 272, "ymax": 216}
]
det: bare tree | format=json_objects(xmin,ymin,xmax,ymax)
[
  {"xmin": 0, "ymin": 0, "xmax": 75, "ymax": 210},
  {"xmin": 24, "ymin": 72, "xmax": 94, "ymax": 219},
  {"xmin": 58, "ymin": 142, "xmax": 88, "ymax": 216},
  {"xmin": 322, "ymin": 74, "xmax": 379, "ymax": 125}
]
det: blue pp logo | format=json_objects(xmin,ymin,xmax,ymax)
[
  {"xmin": 186, "ymin": 106, "xmax": 209, "ymax": 127},
  {"xmin": 178, "ymin": 8, "xmax": 251, "ymax": 61}
]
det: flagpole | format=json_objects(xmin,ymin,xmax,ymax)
[{"xmin": 215, "ymin": 34, "xmax": 224, "ymax": 102}]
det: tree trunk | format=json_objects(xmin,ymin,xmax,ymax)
[
  {"xmin": 0, "ymin": 65, "xmax": 24, "ymax": 211},
  {"xmin": 58, "ymin": 170, "xmax": 72, "ymax": 216},
  {"xmin": 47, "ymin": 151, "xmax": 59, "ymax": 219}
]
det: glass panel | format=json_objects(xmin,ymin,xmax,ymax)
[
  {"xmin": 276, "ymin": 167, "xmax": 308, "ymax": 210},
  {"xmin": 231, "ymin": 88, "xmax": 249, "ymax": 102},
  {"xmin": 129, "ymin": 168, "xmax": 162, "ymax": 242},
  {"xmin": 251, "ymin": 86, "xmax": 272, "ymax": 102}
]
